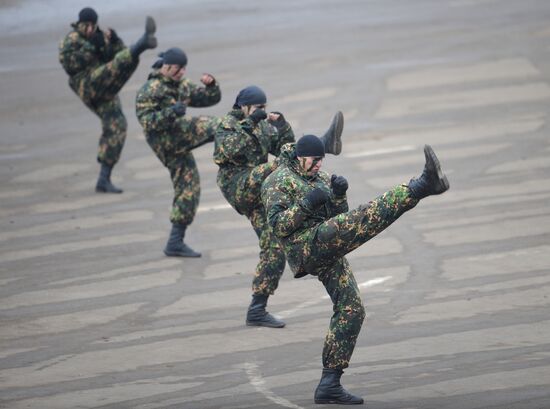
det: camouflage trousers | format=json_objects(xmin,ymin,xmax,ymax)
[
  {"xmin": 318, "ymin": 258, "xmax": 364, "ymax": 370},
  {"xmin": 313, "ymin": 184, "xmax": 418, "ymax": 369},
  {"xmin": 70, "ymin": 48, "xmax": 138, "ymax": 167},
  {"xmin": 220, "ymin": 160, "xmax": 284, "ymax": 295},
  {"xmin": 146, "ymin": 115, "xmax": 221, "ymax": 226},
  {"xmin": 248, "ymin": 204, "xmax": 286, "ymax": 295},
  {"xmin": 227, "ymin": 161, "xmax": 278, "ymax": 216}
]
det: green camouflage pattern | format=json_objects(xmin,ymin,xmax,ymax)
[
  {"xmin": 214, "ymin": 109, "xmax": 295, "ymax": 216},
  {"xmin": 319, "ymin": 257, "xmax": 365, "ymax": 369},
  {"xmin": 261, "ymin": 143, "xmax": 418, "ymax": 369},
  {"xmin": 262, "ymin": 144, "xmax": 418, "ymax": 277},
  {"xmin": 249, "ymin": 205, "xmax": 286, "ymax": 295},
  {"xmin": 213, "ymin": 109, "xmax": 294, "ymax": 295},
  {"xmin": 95, "ymin": 96, "xmax": 127, "ymax": 166},
  {"xmin": 59, "ymin": 22, "xmax": 137, "ymax": 166},
  {"xmin": 135, "ymin": 71, "xmax": 221, "ymax": 225}
]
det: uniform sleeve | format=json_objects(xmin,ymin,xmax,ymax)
[
  {"xmin": 213, "ymin": 123, "xmax": 250, "ymax": 166},
  {"xmin": 329, "ymin": 194, "xmax": 349, "ymax": 216},
  {"xmin": 101, "ymin": 32, "xmax": 125, "ymax": 61},
  {"xmin": 181, "ymin": 79, "xmax": 221, "ymax": 108},
  {"xmin": 58, "ymin": 32, "xmax": 97, "ymax": 76},
  {"xmin": 135, "ymin": 83, "xmax": 178, "ymax": 133},
  {"xmin": 321, "ymin": 173, "xmax": 349, "ymax": 216},
  {"xmin": 263, "ymin": 176, "xmax": 309, "ymax": 238},
  {"xmin": 268, "ymin": 122, "xmax": 295, "ymax": 157}
]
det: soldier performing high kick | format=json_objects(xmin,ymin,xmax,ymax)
[
  {"xmin": 214, "ymin": 85, "xmax": 343, "ymax": 328},
  {"xmin": 261, "ymin": 135, "xmax": 449, "ymax": 404},
  {"xmin": 136, "ymin": 47, "xmax": 221, "ymax": 258},
  {"xmin": 59, "ymin": 7, "xmax": 157, "ymax": 193}
]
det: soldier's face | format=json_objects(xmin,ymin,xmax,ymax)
[
  {"xmin": 162, "ymin": 64, "xmax": 186, "ymax": 81},
  {"xmin": 243, "ymin": 104, "xmax": 266, "ymax": 116},
  {"xmin": 84, "ymin": 23, "xmax": 97, "ymax": 38},
  {"xmin": 298, "ymin": 156, "xmax": 323, "ymax": 176}
]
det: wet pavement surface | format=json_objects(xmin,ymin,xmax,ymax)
[{"xmin": 1, "ymin": 1, "xmax": 550, "ymax": 408}]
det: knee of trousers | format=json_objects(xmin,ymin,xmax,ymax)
[
  {"xmin": 258, "ymin": 249, "xmax": 285, "ymax": 276},
  {"xmin": 342, "ymin": 302, "xmax": 366, "ymax": 327},
  {"xmin": 102, "ymin": 114, "xmax": 127, "ymax": 137}
]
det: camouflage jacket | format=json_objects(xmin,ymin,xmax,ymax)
[
  {"xmin": 135, "ymin": 71, "xmax": 221, "ymax": 137},
  {"xmin": 59, "ymin": 22, "xmax": 125, "ymax": 80},
  {"xmin": 214, "ymin": 109, "xmax": 294, "ymax": 213},
  {"xmin": 261, "ymin": 144, "xmax": 348, "ymax": 277}
]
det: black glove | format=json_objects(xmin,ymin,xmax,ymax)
[
  {"xmin": 249, "ymin": 109, "xmax": 267, "ymax": 125},
  {"xmin": 303, "ymin": 188, "xmax": 329, "ymax": 211},
  {"xmin": 89, "ymin": 29, "xmax": 105, "ymax": 49},
  {"xmin": 331, "ymin": 174, "xmax": 348, "ymax": 196},
  {"xmin": 108, "ymin": 28, "xmax": 119, "ymax": 44},
  {"xmin": 268, "ymin": 111, "xmax": 286, "ymax": 130},
  {"xmin": 172, "ymin": 101, "xmax": 187, "ymax": 117}
]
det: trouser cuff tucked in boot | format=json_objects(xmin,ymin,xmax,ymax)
[
  {"xmin": 163, "ymin": 224, "xmax": 201, "ymax": 257},
  {"xmin": 246, "ymin": 294, "xmax": 285, "ymax": 328},
  {"xmin": 96, "ymin": 163, "xmax": 123, "ymax": 193},
  {"xmin": 314, "ymin": 368, "xmax": 364, "ymax": 405}
]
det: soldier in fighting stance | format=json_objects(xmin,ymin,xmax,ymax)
[
  {"xmin": 136, "ymin": 47, "xmax": 221, "ymax": 257},
  {"xmin": 214, "ymin": 85, "xmax": 343, "ymax": 328},
  {"xmin": 59, "ymin": 7, "xmax": 157, "ymax": 193},
  {"xmin": 262, "ymin": 135, "xmax": 449, "ymax": 404}
]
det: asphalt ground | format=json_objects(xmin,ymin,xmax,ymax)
[{"xmin": 1, "ymin": 0, "xmax": 550, "ymax": 408}]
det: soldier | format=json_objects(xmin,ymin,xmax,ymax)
[
  {"xmin": 261, "ymin": 135, "xmax": 449, "ymax": 404},
  {"xmin": 59, "ymin": 7, "xmax": 157, "ymax": 193},
  {"xmin": 214, "ymin": 85, "xmax": 343, "ymax": 328},
  {"xmin": 136, "ymin": 47, "xmax": 221, "ymax": 258}
]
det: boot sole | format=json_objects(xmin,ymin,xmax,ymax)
[
  {"xmin": 145, "ymin": 16, "xmax": 157, "ymax": 49},
  {"xmin": 246, "ymin": 321, "xmax": 286, "ymax": 328},
  {"xmin": 329, "ymin": 111, "xmax": 344, "ymax": 156},
  {"xmin": 314, "ymin": 398, "xmax": 364, "ymax": 405},
  {"xmin": 145, "ymin": 16, "xmax": 156, "ymax": 35},
  {"xmin": 95, "ymin": 186, "xmax": 123, "ymax": 194},
  {"xmin": 163, "ymin": 250, "xmax": 201, "ymax": 258},
  {"xmin": 424, "ymin": 144, "xmax": 450, "ymax": 194}
]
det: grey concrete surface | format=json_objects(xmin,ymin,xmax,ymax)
[{"xmin": 1, "ymin": 0, "xmax": 550, "ymax": 408}]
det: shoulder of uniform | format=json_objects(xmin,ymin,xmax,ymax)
[
  {"xmin": 136, "ymin": 78, "xmax": 161, "ymax": 98},
  {"xmin": 318, "ymin": 170, "xmax": 331, "ymax": 183},
  {"xmin": 266, "ymin": 165, "xmax": 290, "ymax": 186},
  {"xmin": 60, "ymin": 31, "xmax": 80, "ymax": 47},
  {"xmin": 219, "ymin": 114, "xmax": 239, "ymax": 130},
  {"xmin": 179, "ymin": 77, "xmax": 192, "ymax": 87}
]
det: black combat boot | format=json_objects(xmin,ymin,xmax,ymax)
[
  {"xmin": 130, "ymin": 16, "xmax": 157, "ymax": 59},
  {"xmin": 320, "ymin": 111, "xmax": 344, "ymax": 156},
  {"xmin": 163, "ymin": 224, "xmax": 201, "ymax": 257},
  {"xmin": 314, "ymin": 368, "xmax": 364, "ymax": 405},
  {"xmin": 96, "ymin": 163, "xmax": 123, "ymax": 193},
  {"xmin": 246, "ymin": 294, "xmax": 285, "ymax": 328},
  {"xmin": 408, "ymin": 144, "xmax": 450, "ymax": 200}
]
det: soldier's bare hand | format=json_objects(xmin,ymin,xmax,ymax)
[
  {"xmin": 200, "ymin": 73, "xmax": 216, "ymax": 86},
  {"xmin": 268, "ymin": 112, "xmax": 280, "ymax": 122},
  {"xmin": 268, "ymin": 111, "xmax": 286, "ymax": 129}
]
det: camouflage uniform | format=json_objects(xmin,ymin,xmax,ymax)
[
  {"xmin": 214, "ymin": 109, "xmax": 295, "ymax": 295},
  {"xmin": 262, "ymin": 144, "xmax": 418, "ymax": 369},
  {"xmin": 135, "ymin": 72, "xmax": 221, "ymax": 226},
  {"xmin": 59, "ymin": 22, "xmax": 138, "ymax": 167}
]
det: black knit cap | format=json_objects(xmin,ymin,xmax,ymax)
[
  {"xmin": 159, "ymin": 48, "xmax": 188, "ymax": 67},
  {"xmin": 78, "ymin": 7, "xmax": 98, "ymax": 24},
  {"xmin": 234, "ymin": 85, "xmax": 267, "ymax": 108},
  {"xmin": 296, "ymin": 134, "xmax": 325, "ymax": 158}
]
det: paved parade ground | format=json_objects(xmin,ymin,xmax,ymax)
[{"xmin": 1, "ymin": 0, "xmax": 550, "ymax": 408}]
